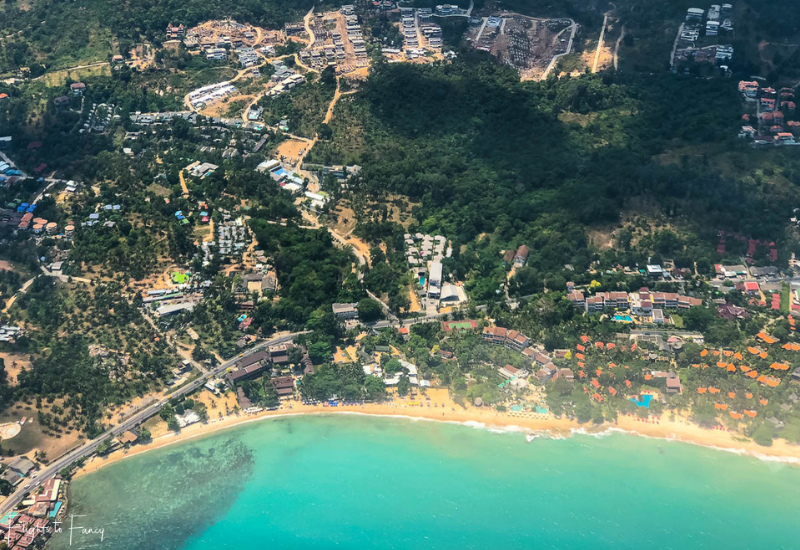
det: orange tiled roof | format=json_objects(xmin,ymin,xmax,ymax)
[
  {"xmin": 576, "ymin": 344, "xmax": 585, "ymax": 352},
  {"xmin": 757, "ymin": 332, "xmax": 778, "ymax": 344},
  {"xmin": 716, "ymin": 361, "xmax": 727, "ymax": 368},
  {"xmin": 715, "ymin": 403, "xmax": 728, "ymax": 410},
  {"xmin": 744, "ymin": 410, "xmax": 757, "ymax": 418},
  {"xmin": 708, "ymin": 387, "xmax": 721, "ymax": 394},
  {"xmin": 748, "ymin": 347, "xmax": 760, "ymax": 355},
  {"xmin": 730, "ymin": 412, "xmax": 743, "ymax": 420},
  {"xmin": 697, "ymin": 388, "xmax": 707, "ymax": 394},
  {"xmin": 700, "ymin": 349, "xmax": 709, "ymax": 357},
  {"xmin": 607, "ymin": 343, "xmax": 616, "ymax": 350},
  {"xmin": 747, "ymin": 370, "xmax": 758, "ymax": 378},
  {"xmin": 745, "ymin": 393, "xmax": 753, "ymax": 399},
  {"xmin": 760, "ymin": 398, "xmax": 768, "ymax": 405},
  {"xmin": 592, "ymin": 393, "xmax": 603, "ymax": 402},
  {"xmin": 728, "ymin": 392, "xmax": 736, "ymax": 399}
]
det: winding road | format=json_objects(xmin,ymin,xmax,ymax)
[{"xmin": 542, "ymin": 19, "xmax": 578, "ymax": 79}]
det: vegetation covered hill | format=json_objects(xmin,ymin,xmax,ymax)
[
  {"xmin": 310, "ymin": 57, "xmax": 800, "ymax": 299},
  {"xmin": 0, "ymin": 0, "xmax": 319, "ymax": 73}
]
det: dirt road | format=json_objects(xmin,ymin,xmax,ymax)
[{"xmin": 592, "ymin": 13, "xmax": 609, "ymax": 73}]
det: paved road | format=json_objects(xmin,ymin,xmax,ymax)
[
  {"xmin": 0, "ymin": 332, "xmax": 303, "ymax": 516},
  {"xmin": 542, "ymin": 19, "xmax": 577, "ymax": 79}
]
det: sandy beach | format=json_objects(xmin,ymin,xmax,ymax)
[{"xmin": 74, "ymin": 389, "xmax": 800, "ymax": 478}]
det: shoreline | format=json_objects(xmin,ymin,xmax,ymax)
[{"xmin": 74, "ymin": 401, "xmax": 800, "ymax": 477}]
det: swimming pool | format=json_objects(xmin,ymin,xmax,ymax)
[
  {"xmin": 612, "ymin": 314, "xmax": 634, "ymax": 323},
  {"xmin": 629, "ymin": 394, "xmax": 653, "ymax": 408}
]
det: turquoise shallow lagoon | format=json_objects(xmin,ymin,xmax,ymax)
[{"xmin": 49, "ymin": 414, "xmax": 800, "ymax": 549}]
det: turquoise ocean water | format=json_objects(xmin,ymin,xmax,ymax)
[{"xmin": 48, "ymin": 414, "xmax": 800, "ymax": 550}]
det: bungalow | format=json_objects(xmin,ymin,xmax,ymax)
[
  {"xmin": 499, "ymin": 364, "xmax": 520, "ymax": 379},
  {"xmin": 514, "ymin": 245, "xmax": 529, "ymax": 267},
  {"xmin": 166, "ymin": 23, "xmax": 185, "ymax": 39},
  {"xmin": 552, "ymin": 368, "xmax": 574, "ymax": 382},
  {"xmin": 8, "ymin": 456, "xmax": 36, "ymax": 476},
  {"xmin": 677, "ymin": 295, "xmax": 703, "ymax": 308},
  {"xmin": 742, "ymin": 281, "xmax": 760, "ymax": 295},
  {"xmin": 718, "ymin": 303, "xmax": 750, "ymax": 320},
  {"xmin": 272, "ymin": 376, "xmax": 295, "ymax": 397},
  {"xmin": 70, "ymin": 82, "xmax": 86, "ymax": 96},
  {"xmin": 604, "ymin": 291, "xmax": 629, "ymax": 310},
  {"xmin": 665, "ymin": 372, "xmax": 683, "ymax": 394},
  {"xmin": 738, "ymin": 80, "xmax": 759, "ymax": 98},
  {"xmin": 535, "ymin": 365, "xmax": 557, "ymax": 382},
  {"xmin": 586, "ymin": 295, "xmax": 604, "ymax": 313},
  {"xmin": 504, "ymin": 330, "xmax": 530, "ymax": 351},
  {"xmin": 268, "ymin": 343, "xmax": 291, "ymax": 365},
  {"xmin": 332, "ymin": 302, "xmax": 358, "ymax": 319},
  {"xmin": 567, "ymin": 291, "xmax": 585, "ymax": 309},
  {"xmin": 482, "ymin": 326, "xmax": 508, "ymax": 345},
  {"xmin": 652, "ymin": 292, "xmax": 679, "ymax": 309}
]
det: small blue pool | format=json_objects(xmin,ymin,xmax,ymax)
[
  {"xmin": 612, "ymin": 314, "xmax": 634, "ymax": 323},
  {"xmin": 419, "ymin": 276, "xmax": 426, "ymax": 288},
  {"xmin": 629, "ymin": 394, "xmax": 653, "ymax": 408},
  {"xmin": 535, "ymin": 406, "xmax": 548, "ymax": 414}
]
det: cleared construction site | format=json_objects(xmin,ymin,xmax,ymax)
[{"xmin": 467, "ymin": 13, "xmax": 574, "ymax": 80}]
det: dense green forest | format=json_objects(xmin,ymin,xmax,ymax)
[{"xmin": 308, "ymin": 57, "xmax": 800, "ymax": 300}]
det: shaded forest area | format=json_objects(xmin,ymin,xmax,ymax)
[{"xmin": 309, "ymin": 57, "xmax": 800, "ymax": 297}]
